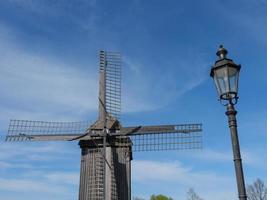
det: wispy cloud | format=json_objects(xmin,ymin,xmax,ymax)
[
  {"xmin": 44, "ymin": 172, "xmax": 79, "ymax": 185},
  {"xmin": 0, "ymin": 24, "xmax": 98, "ymax": 128},
  {"xmin": 122, "ymin": 53, "xmax": 208, "ymax": 113},
  {"xmin": 132, "ymin": 160, "xmax": 190, "ymax": 182},
  {"xmin": 132, "ymin": 160, "xmax": 233, "ymax": 185},
  {"xmin": 242, "ymin": 149, "xmax": 267, "ymax": 169},
  {"xmin": 214, "ymin": 0, "xmax": 267, "ymax": 45},
  {"xmin": 185, "ymin": 149, "xmax": 232, "ymax": 163},
  {"xmin": 0, "ymin": 23, "xmax": 207, "ymax": 128},
  {"xmin": 0, "ymin": 160, "xmax": 32, "ymax": 170},
  {"xmin": 6, "ymin": 0, "xmax": 98, "ymax": 31},
  {"xmin": 0, "ymin": 46, "xmax": 98, "ymax": 111},
  {"xmin": 0, "ymin": 178, "xmax": 68, "ymax": 193},
  {"xmin": 178, "ymin": 148, "xmax": 267, "ymax": 169},
  {"xmin": 0, "ymin": 142, "xmax": 78, "ymax": 162},
  {"xmin": 0, "ymin": 141, "xmax": 80, "ymax": 199},
  {"xmin": 0, "ymin": 161, "xmax": 12, "ymax": 169},
  {"xmin": 132, "ymin": 159, "xmax": 236, "ymax": 200}
]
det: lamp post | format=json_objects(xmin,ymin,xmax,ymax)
[{"xmin": 210, "ymin": 45, "xmax": 247, "ymax": 200}]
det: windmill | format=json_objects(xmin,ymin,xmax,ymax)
[{"xmin": 5, "ymin": 50, "xmax": 202, "ymax": 200}]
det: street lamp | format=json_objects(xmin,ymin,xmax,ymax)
[{"xmin": 210, "ymin": 45, "xmax": 247, "ymax": 200}]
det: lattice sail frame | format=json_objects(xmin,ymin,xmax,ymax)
[
  {"xmin": 6, "ymin": 119, "xmax": 90, "ymax": 142},
  {"xmin": 128, "ymin": 126, "xmax": 202, "ymax": 152},
  {"xmin": 100, "ymin": 51, "xmax": 122, "ymax": 120},
  {"xmin": 117, "ymin": 124, "xmax": 202, "ymax": 152}
]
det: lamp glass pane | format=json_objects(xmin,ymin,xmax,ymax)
[
  {"xmin": 228, "ymin": 66, "xmax": 239, "ymax": 98},
  {"xmin": 214, "ymin": 67, "xmax": 229, "ymax": 96},
  {"xmin": 213, "ymin": 77, "xmax": 222, "ymax": 97}
]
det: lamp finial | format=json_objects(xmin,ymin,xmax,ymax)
[{"xmin": 216, "ymin": 45, "xmax": 228, "ymax": 59}]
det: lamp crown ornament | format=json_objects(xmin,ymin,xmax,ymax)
[{"xmin": 216, "ymin": 45, "xmax": 228, "ymax": 59}]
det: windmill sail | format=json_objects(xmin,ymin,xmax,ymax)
[
  {"xmin": 129, "ymin": 130, "xmax": 202, "ymax": 151},
  {"xmin": 96, "ymin": 51, "xmax": 121, "ymax": 130},
  {"xmin": 118, "ymin": 124, "xmax": 202, "ymax": 151},
  {"xmin": 5, "ymin": 119, "xmax": 91, "ymax": 142},
  {"xmin": 100, "ymin": 51, "xmax": 121, "ymax": 119}
]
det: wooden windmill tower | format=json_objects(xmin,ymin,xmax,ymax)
[{"xmin": 5, "ymin": 50, "xmax": 202, "ymax": 200}]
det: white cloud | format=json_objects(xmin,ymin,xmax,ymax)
[
  {"xmin": 122, "ymin": 54, "xmax": 208, "ymax": 113},
  {"xmin": 16, "ymin": 169, "xmax": 80, "ymax": 185},
  {"xmin": 213, "ymin": 0, "xmax": 267, "ymax": 45},
  {"xmin": 184, "ymin": 149, "xmax": 232, "ymax": 163},
  {"xmin": 178, "ymin": 148, "xmax": 267, "ymax": 169},
  {"xmin": 0, "ymin": 177, "xmax": 78, "ymax": 200},
  {"xmin": 0, "ymin": 41, "xmax": 98, "ymax": 110},
  {"xmin": 44, "ymin": 172, "xmax": 79, "ymax": 185},
  {"xmin": 0, "ymin": 25, "xmax": 99, "ymax": 127},
  {"xmin": 0, "ymin": 161, "xmax": 11, "ymax": 169},
  {"xmin": 241, "ymin": 149, "xmax": 267, "ymax": 169},
  {"xmin": 132, "ymin": 160, "xmax": 189, "ymax": 182},
  {"xmin": 0, "ymin": 178, "xmax": 67, "ymax": 193},
  {"xmin": 0, "ymin": 142, "xmax": 80, "ymax": 164},
  {"xmin": 0, "ymin": 160, "xmax": 32, "ymax": 170},
  {"xmin": 0, "ymin": 142, "xmax": 80, "ymax": 199},
  {"xmin": 6, "ymin": 0, "xmax": 98, "ymax": 31},
  {"xmin": 132, "ymin": 159, "xmax": 232, "ymax": 185},
  {"xmin": 132, "ymin": 159, "xmax": 236, "ymax": 200}
]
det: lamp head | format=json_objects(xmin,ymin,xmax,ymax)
[{"xmin": 210, "ymin": 45, "xmax": 241, "ymax": 104}]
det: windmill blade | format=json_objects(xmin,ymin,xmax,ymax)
[
  {"xmin": 119, "ymin": 123, "xmax": 202, "ymax": 135},
  {"xmin": 116, "ymin": 123, "xmax": 202, "ymax": 152},
  {"xmin": 103, "ymin": 51, "xmax": 122, "ymax": 120},
  {"xmin": 5, "ymin": 119, "xmax": 91, "ymax": 142},
  {"xmin": 129, "ymin": 131, "xmax": 202, "ymax": 151}
]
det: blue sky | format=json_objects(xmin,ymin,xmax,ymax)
[{"xmin": 0, "ymin": 0, "xmax": 267, "ymax": 199}]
